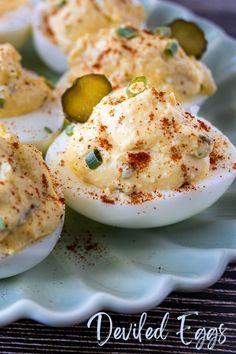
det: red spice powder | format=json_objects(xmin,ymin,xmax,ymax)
[
  {"xmin": 100, "ymin": 195, "xmax": 115, "ymax": 204},
  {"xmin": 149, "ymin": 112, "xmax": 155, "ymax": 121},
  {"xmin": 152, "ymin": 89, "xmax": 166, "ymax": 102},
  {"xmin": 92, "ymin": 48, "xmax": 112, "ymax": 69},
  {"xmin": 233, "ymin": 163, "xmax": 236, "ymax": 170},
  {"xmin": 66, "ymin": 243, "xmax": 77, "ymax": 252},
  {"xmin": 161, "ymin": 117, "xmax": 170, "ymax": 129},
  {"xmin": 142, "ymin": 28, "xmax": 153, "ymax": 35},
  {"xmin": 210, "ymin": 147, "xmax": 224, "ymax": 169},
  {"xmin": 185, "ymin": 112, "xmax": 195, "ymax": 120},
  {"xmin": 135, "ymin": 140, "xmax": 145, "ymax": 148},
  {"xmin": 128, "ymin": 152, "xmax": 151, "ymax": 170},
  {"xmin": 112, "ymin": 85, "xmax": 120, "ymax": 91},
  {"xmin": 12, "ymin": 141, "xmax": 19, "ymax": 149},
  {"xmin": 59, "ymin": 197, "xmax": 65, "ymax": 205},
  {"xmin": 92, "ymin": 63, "xmax": 101, "ymax": 70},
  {"xmin": 98, "ymin": 138, "xmax": 113, "ymax": 151},
  {"xmin": 171, "ymin": 146, "xmax": 181, "ymax": 161},
  {"xmin": 43, "ymin": 13, "xmax": 57, "ymax": 43},
  {"xmin": 41, "ymin": 174, "xmax": 49, "ymax": 189},
  {"xmin": 161, "ymin": 116, "xmax": 179, "ymax": 135},
  {"xmin": 176, "ymin": 182, "xmax": 197, "ymax": 192},
  {"xmin": 85, "ymin": 242, "xmax": 99, "ymax": 252},
  {"xmin": 181, "ymin": 164, "xmax": 188, "ymax": 180},
  {"xmin": 65, "ymin": 229, "xmax": 106, "ymax": 265},
  {"xmin": 107, "ymin": 95, "xmax": 126, "ymax": 106},
  {"xmin": 121, "ymin": 43, "xmax": 137, "ymax": 55},
  {"xmin": 130, "ymin": 191, "xmax": 154, "ymax": 205},
  {"xmin": 198, "ymin": 119, "xmax": 210, "ymax": 132},
  {"xmin": 35, "ymin": 187, "xmax": 40, "ymax": 198},
  {"xmin": 118, "ymin": 115, "xmax": 125, "ymax": 124}
]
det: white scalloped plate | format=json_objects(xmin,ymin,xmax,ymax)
[{"xmin": 0, "ymin": 0, "xmax": 236, "ymax": 327}]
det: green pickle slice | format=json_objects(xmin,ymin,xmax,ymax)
[
  {"xmin": 169, "ymin": 19, "xmax": 207, "ymax": 59},
  {"xmin": 62, "ymin": 74, "xmax": 112, "ymax": 123}
]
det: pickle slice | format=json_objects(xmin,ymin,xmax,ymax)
[
  {"xmin": 62, "ymin": 74, "xmax": 112, "ymax": 123},
  {"xmin": 169, "ymin": 19, "xmax": 207, "ymax": 59}
]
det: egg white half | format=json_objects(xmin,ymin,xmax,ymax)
[
  {"xmin": 0, "ymin": 96, "xmax": 65, "ymax": 154},
  {"xmin": 45, "ymin": 119, "xmax": 236, "ymax": 229},
  {"xmin": 0, "ymin": 3, "xmax": 32, "ymax": 49},
  {"xmin": 0, "ymin": 216, "xmax": 64, "ymax": 279},
  {"xmin": 32, "ymin": 2, "xmax": 67, "ymax": 73}
]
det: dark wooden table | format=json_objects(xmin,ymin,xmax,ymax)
[{"xmin": 0, "ymin": 1, "xmax": 236, "ymax": 353}]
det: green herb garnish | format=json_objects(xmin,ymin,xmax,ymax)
[
  {"xmin": 126, "ymin": 76, "xmax": 148, "ymax": 98},
  {"xmin": 85, "ymin": 149, "xmax": 103, "ymax": 170},
  {"xmin": 65, "ymin": 124, "xmax": 75, "ymax": 137},
  {"xmin": 57, "ymin": 0, "xmax": 68, "ymax": 8},
  {"xmin": 0, "ymin": 97, "xmax": 6, "ymax": 109},
  {"xmin": 193, "ymin": 135, "xmax": 212, "ymax": 159},
  {"xmin": 45, "ymin": 79, "xmax": 55, "ymax": 90},
  {"xmin": 116, "ymin": 26, "xmax": 139, "ymax": 39},
  {"xmin": 0, "ymin": 217, "xmax": 5, "ymax": 232},
  {"xmin": 152, "ymin": 26, "xmax": 172, "ymax": 38},
  {"xmin": 165, "ymin": 41, "xmax": 179, "ymax": 57},
  {"xmin": 44, "ymin": 127, "xmax": 53, "ymax": 134}
]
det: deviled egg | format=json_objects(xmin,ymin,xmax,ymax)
[
  {"xmin": 32, "ymin": 0, "xmax": 145, "ymax": 73},
  {"xmin": 68, "ymin": 24, "xmax": 216, "ymax": 106},
  {"xmin": 0, "ymin": 44, "xmax": 64, "ymax": 153},
  {"xmin": 46, "ymin": 75, "xmax": 236, "ymax": 229},
  {"xmin": 0, "ymin": 0, "xmax": 32, "ymax": 49},
  {"xmin": 0, "ymin": 125, "xmax": 64, "ymax": 278}
]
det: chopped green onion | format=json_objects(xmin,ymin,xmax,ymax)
[
  {"xmin": 0, "ymin": 217, "xmax": 5, "ymax": 232},
  {"xmin": 116, "ymin": 26, "xmax": 139, "ymax": 39},
  {"xmin": 57, "ymin": 0, "xmax": 67, "ymax": 8},
  {"xmin": 193, "ymin": 135, "xmax": 212, "ymax": 159},
  {"xmin": 194, "ymin": 146, "xmax": 211, "ymax": 159},
  {"xmin": 45, "ymin": 79, "xmax": 55, "ymax": 90},
  {"xmin": 152, "ymin": 26, "xmax": 172, "ymax": 38},
  {"xmin": 63, "ymin": 119, "xmax": 70, "ymax": 130},
  {"xmin": 85, "ymin": 149, "xmax": 103, "ymax": 170},
  {"xmin": 199, "ymin": 135, "xmax": 212, "ymax": 145},
  {"xmin": 44, "ymin": 127, "xmax": 53, "ymax": 134},
  {"xmin": 126, "ymin": 76, "xmax": 148, "ymax": 98},
  {"xmin": 165, "ymin": 41, "xmax": 179, "ymax": 57},
  {"xmin": 0, "ymin": 97, "xmax": 6, "ymax": 109},
  {"xmin": 65, "ymin": 124, "xmax": 75, "ymax": 137}
]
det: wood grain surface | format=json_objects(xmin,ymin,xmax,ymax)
[{"xmin": 0, "ymin": 1, "xmax": 235, "ymax": 353}]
